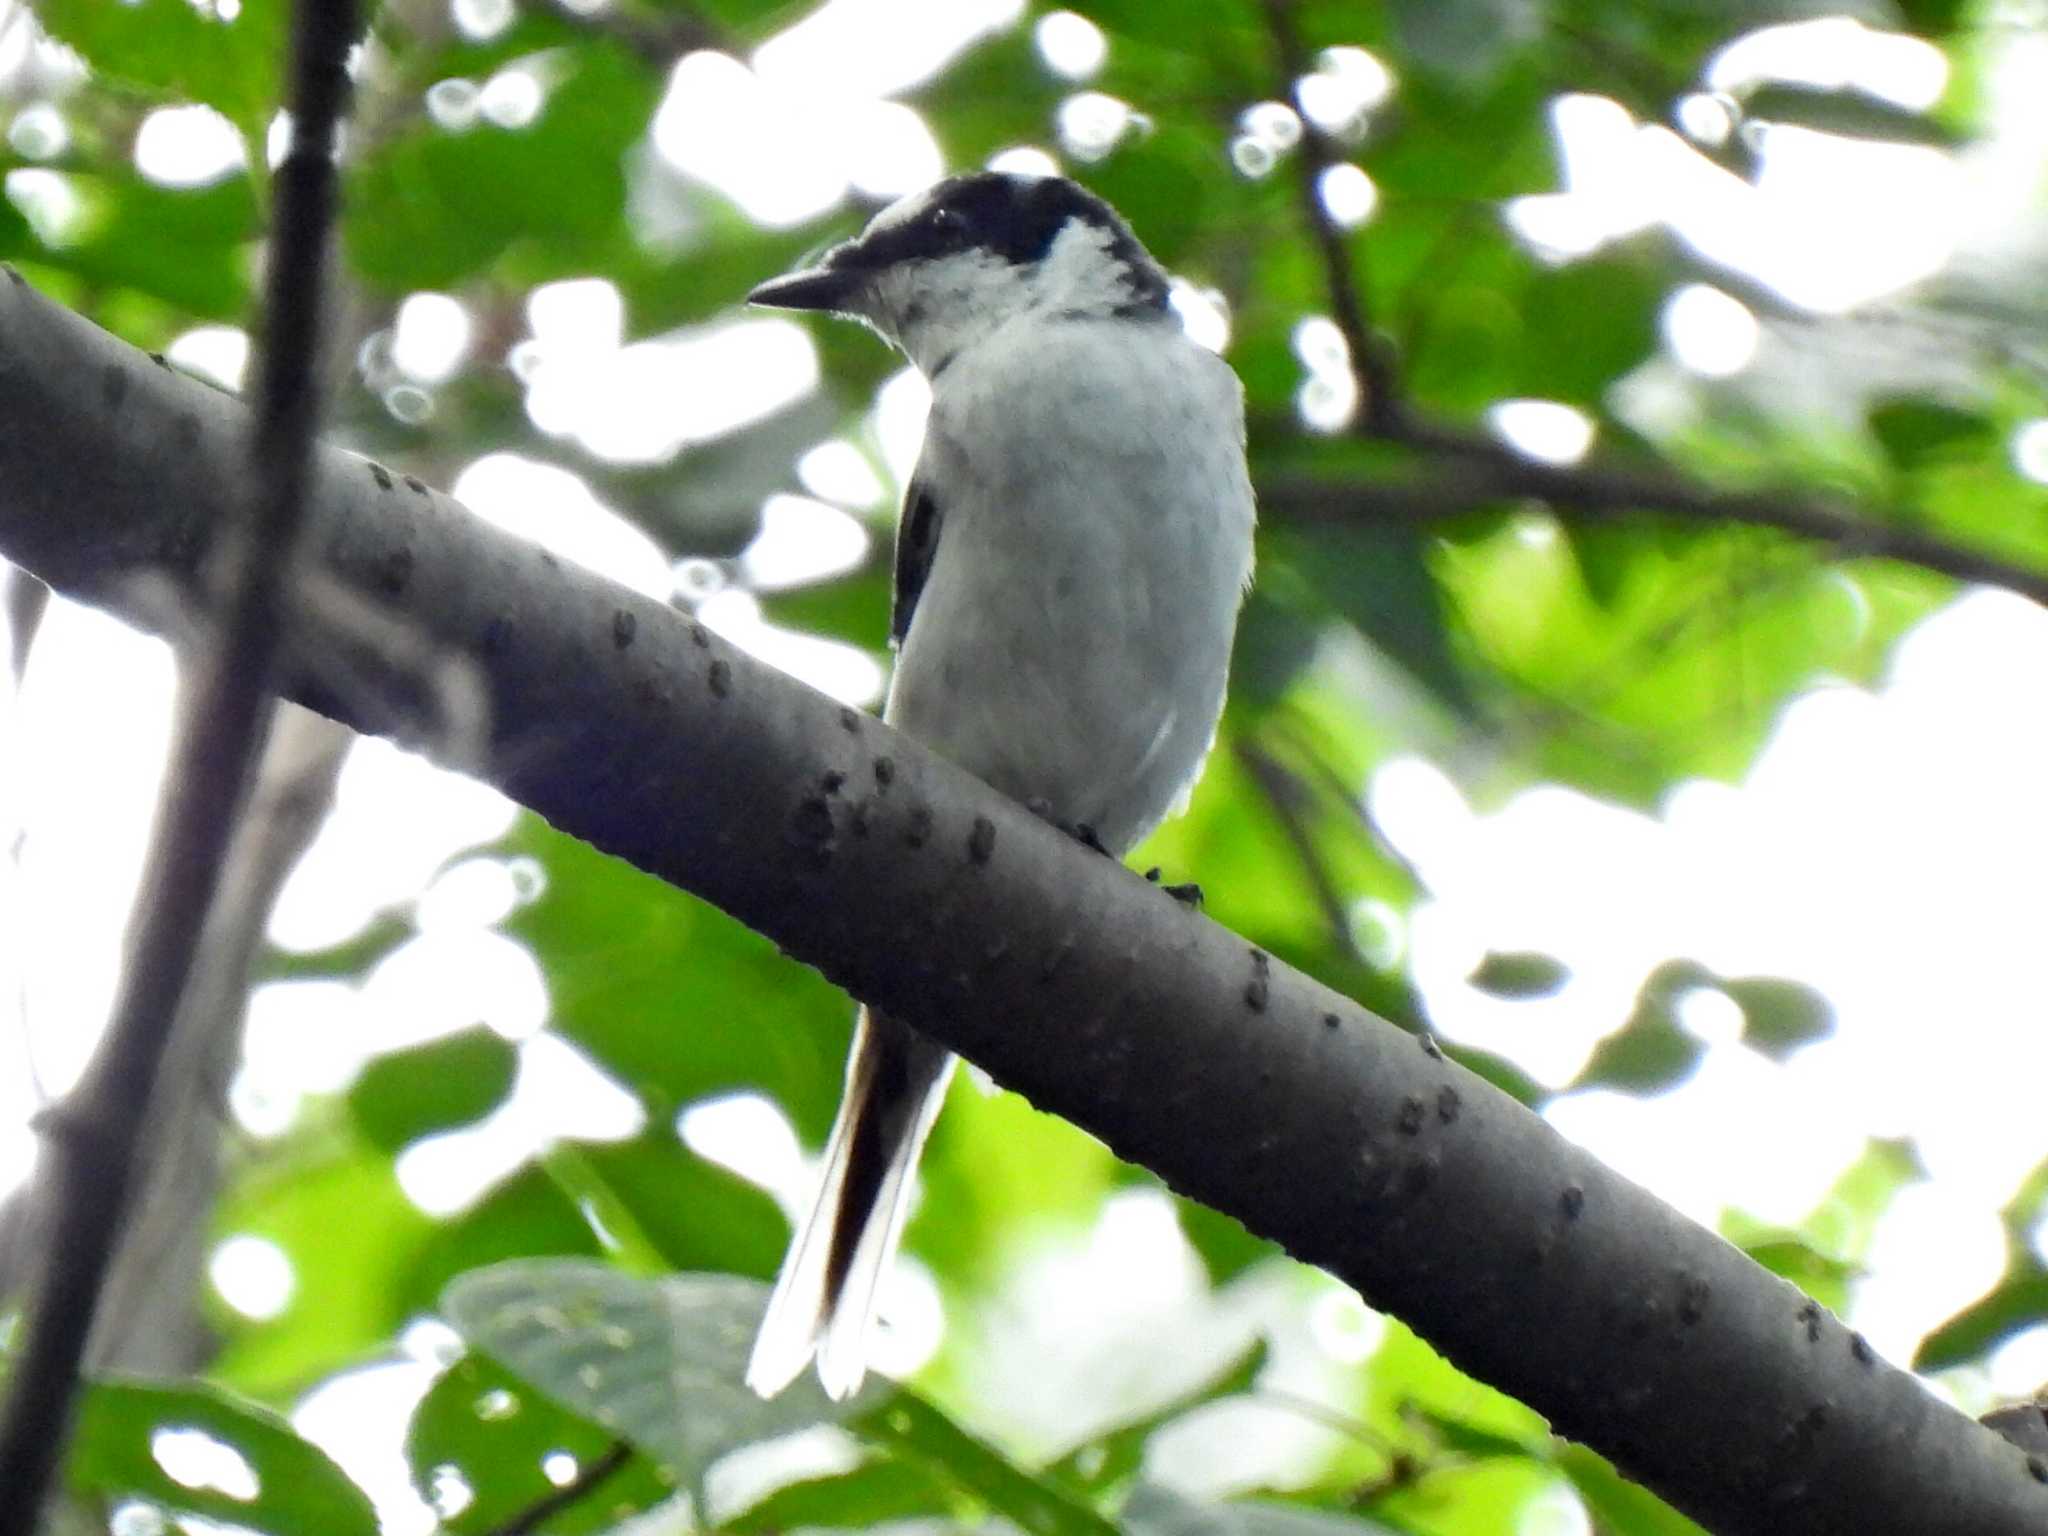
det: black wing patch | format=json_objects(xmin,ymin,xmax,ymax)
[{"xmin": 891, "ymin": 477, "xmax": 941, "ymax": 647}]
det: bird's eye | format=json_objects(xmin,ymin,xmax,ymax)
[{"xmin": 929, "ymin": 206, "xmax": 966, "ymax": 239}]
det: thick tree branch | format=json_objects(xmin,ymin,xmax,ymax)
[
  {"xmin": 0, "ymin": 3, "xmax": 356, "ymax": 1524},
  {"xmin": 0, "ymin": 276, "xmax": 2040, "ymax": 1534},
  {"xmin": 1261, "ymin": 0, "xmax": 2048, "ymax": 608}
]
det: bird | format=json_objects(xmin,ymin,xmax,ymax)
[{"xmin": 742, "ymin": 170, "xmax": 1256, "ymax": 1401}]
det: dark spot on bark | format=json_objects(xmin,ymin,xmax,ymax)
[
  {"xmin": 5, "ymin": 266, "xmax": 21, "ymax": 286},
  {"xmin": 850, "ymin": 800, "xmax": 872, "ymax": 837},
  {"xmin": 2029, "ymin": 1456, "xmax": 2048, "ymax": 1485},
  {"xmin": 1436, "ymin": 1085, "xmax": 1460, "ymax": 1124},
  {"xmin": 1244, "ymin": 948, "xmax": 1270, "ymax": 1011},
  {"xmin": 101, "ymin": 365, "xmax": 127, "ymax": 410},
  {"xmin": 1420, "ymin": 1031, "xmax": 1444, "ymax": 1059},
  {"xmin": 839, "ymin": 705, "xmax": 861, "ymax": 731},
  {"xmin": 375, "ymin": 545, "xmax": 413, "ymax": 596},
  {"xmin": 905, "ymin": 803, "xmax": 932, "ymax": 848},
  {"xmin": 1677, "ymin": 1273, "xmax": 1708, "ymax": 1326},
  {"xmin": 1402, "ymin": 1152, "xmax": 1438, "ymax": 1193},
  {"xmin": 874, "ymin": 756, "xmax": 896, "ymax": 787},
  {"xmin": 482, "ymin": 616, "xmax": 513, "ymax": 655},
  {"xmin": 708, "ymin": 659, "xmax": 732, "ymax": 697},
  {"xmin": 539, "ymin": 549, "xmax": 559, "ymax": 568},
  {"xmin": 404, "ymin": 474, "xmax": 430, "ymax": 495},
  {"xmin": 690, "ymin": 622, "xmax": 710, "ymax": 647},
  {"xmin": 1396, "ymin": 1096, "xmax": 1425, "ymax": 1136},
  {"xmin": 1560, "ymin": 1184, "xmax": 1585, "ymax": 1220},
  {"xmin": 1323, "ymin": 1012, "xmax": 1341, "ymax": 1029},
  {"xmin": 1796, "ymin": 1403, "xmax": 1829, "ymax": 1444},
  {"xmin": 968, "ymin": 815, "xmax": 996, "ymax": 864},
  {"xmin": 369, "ymin": 461, "xmax": 393, "ymax": 490},
  {"xmin": 822, "ymin": 768, "xmax": 846, "ymax": 794},
  {"xmin": 612, "ymin": 609, "xmax": 636, "ymax": 649},
  {"xmin": 1850, "ymin": 1333, "xmax": 1873, "ymax": 1365},
  {"xmin": 791, "ymin": 795, "xmax": 836, "ymax": 868},
  {"xmin": 1798, "ymin": 1301, "xmax": 1823, "ymax": 1342},
  {"xmin": 150, "ymin": 352, "xmax": 169, "ymax": 369}
]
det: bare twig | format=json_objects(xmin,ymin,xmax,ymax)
[
  {"xmin": 1257, "ymin": 460, "xmax": 2048, "ymax": 606},
  {"xmin": 485, "ymin": 1442, "xmax": 635, "ymax": 1536},
  {"xmin": 1233, "ymin": 736, "xmax": 1360, "ymax": 960},
  {"xmin": 0, "ymin": 1, "xmax": 357, "ymax": 1523},
  {"xmin": 1262, "ymin": 0, "xmax": 1401, "ymax": 430}
]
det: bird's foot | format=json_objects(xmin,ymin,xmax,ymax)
[{"xmin": 1028, "ymin": 799, "xmax": 1110, "ymax": 857}]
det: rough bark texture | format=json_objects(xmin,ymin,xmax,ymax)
[{"xmin": 0, "ymin": 273, "xmax": 2043, "ymax": 1534}]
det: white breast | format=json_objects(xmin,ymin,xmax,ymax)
[{"xmin": 885, "ymin": 316, "xmax": 1254, "ymax": 855}]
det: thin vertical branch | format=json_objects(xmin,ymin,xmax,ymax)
[
  {"xmin": 0, "ymin": 1, "xmax": 358, "ymax": 1524},
  {"xmin": 1261, "ymin": 0, "xmax": 1402, "ymax": 430}
]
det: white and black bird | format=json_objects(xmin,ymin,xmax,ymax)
[{"xmin": 744, "ymin": 171, "xmax": 1256, "ymax": 1401}]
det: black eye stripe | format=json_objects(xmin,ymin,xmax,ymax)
[{"xmin": 826, "ymin": 171, "xmax": 1168, "ymax": 313}]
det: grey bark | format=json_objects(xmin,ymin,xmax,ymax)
[{"xmin": 0, "ymin": 271, "xmax": 2041, "ymax": 1534}]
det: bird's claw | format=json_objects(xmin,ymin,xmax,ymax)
[{"xmin": 1029, "ymin": 799, "xmax": 1110, "ymax": 856}]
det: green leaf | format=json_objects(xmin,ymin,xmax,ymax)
[
  {"xmin": 1466, "ymin": 951, "xmax": 1571, "ymax": 1000},
  {"xmin": 210, "ymin": 1133, "xmax": 438, "ymax": 1396},
  {"xmin": 1724, "ymin": 975, "xmax": 1834, "ymax": 1059},
  {"xmin": 1555, "ymin": 1444, "xmax": 1708, "ymax": 1535},
  {"xmin": 1574, "ymin": 961, "xmax": 1714, "ymax": 1094},
  {"xmin": 36, "ymin": 0, "xmax": 291, "ymax": 133},
  {"xmin": 502, "ymin": 815, "xmax": 852, "ymax": 1142},
  {"xmin": 1742, "ymin": 83, "xmax": 1963, "ymax": 148},
  {"xmin": 1046, "ymin": 1338, "xmax": 1268, "ymax": 1493},
  {"xmin": 1867, "ymin": 398, "xmax": 1996, "ymax": 473},
  {"xmin": 1916, "ymin": 1157, "xmax": 2048, "ymax": 1370},
  {"xmin": 1177, "ymin": 1195, "xmax": 1282, "ymax": 1285},
  {"xmin": 68, "ymin": 1379, "xmax": 378, "ymax": 1536},
  {"xmin": 407, "ymin": 1352, "xmax": 676, "ymax": 1534},
  {"xmin": 256, "ymin": 909, "xmax": 413, "ymax": 983},
  {"xmin": 576, "ymin": 1131, "xmax": 790, "ymax": 1280},
  {"xmin": 726, "ymin": 1457, "xmax": 960, "ymax": 1532},
  {"xmin": 1283, "ymin": 524, "xmax": 1477, "ymax": 719},
  {"xmin": 15, "ymin": 172, "xmax": 259, "ymax": 319},
  {"xmin": 1123, "ymin": 1483, "xmax": 1406, "ymax": 1536},
  {"xmin": 1390, "ymin": 0, "xmax": 1546, "ymax": 84},
  {"xmin": 394, "ymin": 1164, "xmax": 608, "ymax": 1326},
  {"xmin": 347, "ymin": 41, "xmax": 657, "ymax": 291},
  {"xmin": 348, "ymin": 1025, "xmax": 519, "ymax": 1151},
  {"xmin": 441, "ymin": 1259, "xmax": 881, "ymax": 1505},
  {"xmin": 851, "ymin": 1391, "xmax": 1120, "ymax": 1536}
]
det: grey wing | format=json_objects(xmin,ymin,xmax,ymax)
[{"xmin": 890, "ymin": 476, "xmax": 942, "ymax": 648}]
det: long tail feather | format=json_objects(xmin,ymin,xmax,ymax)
[{"xmin": 746, "ymin": 1009, "xmax": 953, "ymax": 1400}]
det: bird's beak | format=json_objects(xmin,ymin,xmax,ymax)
[{"xmin": 747, "ymin": 262, "xmax": 863, "ymax": 312}]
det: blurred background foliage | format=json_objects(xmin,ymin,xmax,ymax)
[{"xmin": 3, "ymin": 0, "xmax": 2047, "ymax": 1531}]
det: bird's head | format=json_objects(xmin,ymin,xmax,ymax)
[{"xmin": 748, "ymin": 172, "xmax": 1171, "ymax": 375}]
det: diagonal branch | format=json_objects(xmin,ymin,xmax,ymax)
[
  {"xmin": 0, "ymin": 2, "xmax": 358, "ymax": 1525},
  {"xmin": 1257, "ymin": 461, "xmax": 2048, "ymax": 604},
  {"xmin": 1260, "ymin": 0, "xmax": 2048, "ymax": 608},
  {"xmin": 0, "ymin": 267, "xmax": 2040, "ymax": 1535}
]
